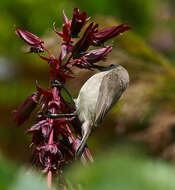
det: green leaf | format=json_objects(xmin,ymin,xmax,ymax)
[
  {"xmin": 0, "ymin": 155, "xmax": 49, "ymax": 190},
  {"xmin": 66, "ymin": 150, "xmax": 175, "ymax": 190}
]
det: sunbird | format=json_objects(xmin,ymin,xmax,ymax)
[{"xmin": 47, "ymin": 64, "xmax": 129, "ymax": 157}]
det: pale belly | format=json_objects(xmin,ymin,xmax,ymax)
[{"xmin": 75, "ymin": 71, "xmax": 109, "ymax": 124}]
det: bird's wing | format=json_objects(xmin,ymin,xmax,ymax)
[{"xmin": 94, "ymin": 70, "xmax": 127, "ymax": 126}]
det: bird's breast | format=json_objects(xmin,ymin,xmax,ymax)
[{"xmin": 75, "ymin": 71, "xmax": 110, "ymax": 123}]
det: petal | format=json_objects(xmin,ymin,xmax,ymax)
[
  {"xmin": 26, "ymin": 120, "xmax": 47, "ymax": 134},
  {"xmin": 73, "ymin": 22, "xmax": 94, "ymax": 57},
  {"xmin": 53, "ymin": 23, "xmax": 64, "ymax": 38},
  {"xmin": 93, "ymin": 24, "xmax": 131, "ymax": 45},
  {"xmin": 84, "ymin": 45, "xmax": 112, "ymax": 63},
  {"xmin": 36, "ymin": 81, "xmax": 53, "ymax": 98},
  {"xmin": 62, "ymin": 10, "xmax": 70, "ymax": 26},
  {"xmin": 14, "ymin": 92, "xmax": 40, "ymax": 126}
]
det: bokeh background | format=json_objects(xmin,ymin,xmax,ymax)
[{"xmin": 1, "ymin": 0, "xmax": 175, "ymax": 189}]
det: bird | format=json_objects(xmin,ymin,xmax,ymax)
[{"xmin": 47, "ymin": 64, "xmax": 129, "ymax": 157}]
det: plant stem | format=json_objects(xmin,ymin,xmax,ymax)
[
  {"xmin": 49, "ymin": 129, "xmax": 54, "ymax": 145},
  {"xmin": 47, "ymin": 129, "xmax": 54, "ymax": 189},
  {"xmin": 47, "ymin": 170, "xmax": 52, "ymax": 189}
]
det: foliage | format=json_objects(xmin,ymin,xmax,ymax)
[
  {"xmin": 66, "ymin": 147, "xmax": 175, "ymax": 190},
  {"xmin": 0, "ymin": 155, "xmax": 49, "ymax": 190}
]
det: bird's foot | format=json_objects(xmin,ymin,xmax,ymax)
[
  {"xmin": 52, "ymin": 80, "xmax": 75, "ymax": 105},
  {"xmin": 51, "ymin": 80, "xmax": 64, "ymax": 88}
]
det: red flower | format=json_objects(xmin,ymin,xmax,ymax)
[
  {"xmin": 84, "ymin": 45, "xmax": 112, "ymax": 64},
  {"xmin": 93, "ymin": 24, "xmax": 131, "ymax": 46},
  {"xmin": 70, "ymin": 8, "xmax": 89, "ymax": 38},
  {"xmin": 73, "ymin": 23, "xmax": 98, "ymax": 58},
  {"xmin": 14, "ymin": 92, "xmax": 40, "ymax": 126},
  {"xmin": 27, "ymin": 120, "xmax": 52, "ymax": 138},
  {"xmin": 15, "ymin": 26, "xmax": 44, "ymax": 52},
  {"xmin": 73, "ymin": 45, "xmax": 112, "ymax": 69},
  {"xmin": 54, "ymin": 11, "xmax": 72, "ymax": 43}
]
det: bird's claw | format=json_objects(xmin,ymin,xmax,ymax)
[{"xmin": 52, "ymin": 80, "xmax": 64, "ymax": 88}]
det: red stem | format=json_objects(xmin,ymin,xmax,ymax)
[
  {"xmin": 41, "ymin": 43, "xmax": 56, "ymax": 59},
  {"xmin": 46, "ymin": 87, "xmax": 59, "ymax": 189},
  {"xmin": 47, "ymin": 129, "xmax": 54, "ymax": 189},
  {"xmin": 47, "ymin": 170, "xmax": 52, "ymax": 190},
  {"xmin": 48, "ymin": 129, "xmax": 54, "ymax": 145}
]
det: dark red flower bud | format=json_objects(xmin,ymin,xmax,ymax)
[
  {"xmin": 73, "ymin": 23, "xmax": 98, "ymax": 58},
  {"xmin": 84, "ymin": 45, "xmax": 112, "ymax": 64},
  {"xmin": 93, "ymin": 24, "xmax": 131, "ymax": 46},
  {"xmin": 15, "ymin": 26, "xmax": 44, "ymax": 52},
  {"xmin": 70, "ymin": 8, "xmax": 89, "ymax": 38},
  {"xmin": 73, "ymin": 45, "xmax": 112, "ymax": 69},
  {"xmin": 14, "ymin": 92, "xmax": 40, "ymax": 126}
]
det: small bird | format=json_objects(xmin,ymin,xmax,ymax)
[{"xmin": 48, "ymin": 64, "xmax": 129, "ymax": 157}]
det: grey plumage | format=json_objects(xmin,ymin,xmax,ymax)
[{"xmin": 75, "ymin": 64, "xmax": 129, "ymax": 156}]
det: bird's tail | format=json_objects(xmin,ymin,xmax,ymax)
[{"xmin": 76, "ymin": 124, "xmax": 91, "ymax": 158}]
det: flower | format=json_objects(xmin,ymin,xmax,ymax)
[
  {"xmin": 83, "ymin": 45, "xmax": 112, "ymax": 64},
  {"xmin": 54, "ymin": 23, "xmax": 71, "ymax": 43},
  {"xmin": 70, "ymin": 8, "xmax": 89, "ymax": 38},
  {"xmin": 72, "ymin": 45, "xmax": 112, "ymax": 69},
  {"xmin": 53, "ymin": 11, "xmax": 72, "ymax": 43},
  {"xmin": 14, "ymin": 92, "xmax": 41, "ymax": 126},
  {"xmin": 27, "ymin": 119, "xmax": 52, "ymax": 139},
  {"xmin": 15, "ymin": 26, "xmax": 44, "ymax": 52},
  {"xmin": 93, "ymin": 24, "xmax": 131, "ymax": 46},
  {"xmin": 73, "ymin": 22, "xmax": 98, "ymax": 58}
]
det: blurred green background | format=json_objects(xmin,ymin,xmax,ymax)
[{"xmin": 1, "ymin": 0, "xmax": 175, "ymax": 189}]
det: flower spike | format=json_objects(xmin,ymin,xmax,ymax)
[{"xmin": 14, "ymin": 8, "xmax": 131, "ymax": 188}]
